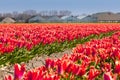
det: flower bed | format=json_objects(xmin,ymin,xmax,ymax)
[
  {"xmin": 0, "ymin": 23, "xmax": 119, "ymax": 66},
  {"xmin": 0, "ymin": 23, "xmax": 119, "ymax": 54},
  {"xmin": 5, "ymin": 31, "xmax": 120, "ymax": 80}
]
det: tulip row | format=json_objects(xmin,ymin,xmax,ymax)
[
  {"xmin": 0, "ymin": 23, "xmax": 119, "ymax": 66},
  {"xmin": 5, "ymin": 31, "xmax": 120, "ymax": 80},
  {"xmin": 0, "ymin": 23, "xmax": 119, "ymax": 54}
]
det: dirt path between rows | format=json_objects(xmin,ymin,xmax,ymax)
[{"xmin": 0, "ymin": 49, "xmax": 72, "ymax": 80}]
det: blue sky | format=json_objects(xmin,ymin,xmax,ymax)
[{"xmin": 0, "ymin": 0, "xmax": 119, "ymax": 15}]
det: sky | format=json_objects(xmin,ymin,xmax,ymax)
[{"xmin": 0, "ymin": 0, "xmax": 120, "ymax": 15}]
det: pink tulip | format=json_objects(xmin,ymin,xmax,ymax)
[{"xmin": 103, "ymin": 72, "xmax": 117, "ymax": 80}]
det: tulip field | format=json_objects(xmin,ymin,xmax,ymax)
[
  {"xmin": 1, "ymin": 23, "xmax": 120, "ymax": 80},
  {"xmin": 0, "ymin": 23, "xmax": 118, "ymax": 54},
  {"xmin": 0, "ymin": 23, "xmax": 118, "ymax": 66}
]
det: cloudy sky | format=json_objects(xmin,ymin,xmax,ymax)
[{"xmin": 0, "ymin": 0, "xmax": 119, "ymax": 15}]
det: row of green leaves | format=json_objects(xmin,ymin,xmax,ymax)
[{"xmin": 0, "ymin": 31, "xmax": 115, "ymax": 67}]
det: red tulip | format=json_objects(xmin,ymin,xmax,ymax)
[
  {"xmin": 65, "ymin": 61, "xmax": 74, "ymax": 73},
  {"xmin": 57, "ymin": 61, "xmax": 65, "ymax": 75},
  {"xmin": 72, "ymin": 44, "xmax": 84, "ymax": 53},
  {"xmin": 24, "ymin": 70, "xmax": 44, "ymax": 80},
  {"xmin": 114, "ymin": 60, "xmax": 120, "ymax": 74},
  {"xmin": 4, "ymin": 75, "xmax": 13, "ymax": 80},
  {"xmin": 72, "ymin": 64, "xmax": 86, "ymax": 77},
  {"xmin": 45, "ymin": 58, "xmax": 55, "ymax": 69},
  {"xmin": 44, "ymin": 74, "xmax": 60, "ymax": 80},
  {"xmin": 14, "ymin": 63, "xmax": 25, "ymax": 80},
  {"xmin": 88, "ymin": 66, "xmax": 100, "ymax": 80},
  {"xmin": 98, "ymin": 48, "xmax": 109, "ymax": 60},
  {"xmin": 85, "ymin": 47, "xmax": 92, "ymax": 55},
  {"xmin": 101, "ymin": 62, "xmax": 111, "ymax": 72}
]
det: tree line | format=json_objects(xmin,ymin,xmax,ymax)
[{"xmin": 0, "ymin": 10, "xmax": 72, "ymax": 22}]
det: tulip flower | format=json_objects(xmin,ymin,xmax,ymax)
[
  {"xmin": 24, "ymin": 70, "xmax": 43, "ymax": 80},
  {"xmin": 101, "ymin": 62, "xmax": 111, "ymax": 72},
  {"xmin": 104, "ymin": 72, "xmax": 113, "ymax": 80},
  {"xmin": 44, "ymin": 74, "xmax": 60, "ymax": 80},
  {"xmin": 85, "ymin": 47, "xmax": 92, "ymax": 55},
  {"xmin": 98, "ymin": 48, "xmax": 109, "ymax": 60},
  {"xmin": 57, "ymin": 61, "xmax": 65, "ymax": 75},
  {"xmin": 65, "ymin": 62, "xmax": 74, "ymax": 73},
  {"xmin": 103, "ymin": 72, "xmax": 117, "ymax": 80},
  {"xmin": 72, "ymin": 44, "xmax": 84, "ymax": 53},
  {"xmin": 4, "ymin": 75, "xmax": 13, "ymax": 80},
  {"xmin": 14, "ymin": 63, "xmax": 25, "ymax": 80},
  {"xmin": 72, "ymin": 64, "xmax": 86, "ymax": 77},
  {"xmin": 88, "ymin": 66, "xmax": 100, "ymax": 80},
  {"xmin": 114, "ymin": 60, "xmax": 120, "ymax": 75},
  {"xmin": 45, "ymin": 58, "xmax": 55, "ymax": 69}
]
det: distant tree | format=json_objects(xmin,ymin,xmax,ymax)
[
  {"xmin": 0, "ymin": 13, "xmax": 2, "ymax": 17},
  {"xmin": 48, "ymin": 10, "xmax": 58, "ymax": 16},
  {"xmin": 15, "ymin": 13, "xmax": 32, "ymax": 22},
  {"xmin": 59, "ymin": 10, "xmax": 71, "ymax": 16},
  {"xmin": 23, "ymin": 10, "xmax": 37, "ymax": 16},
  {"xmin": 0, "ymin": 10, "xmax": 72, "ymax": 22},
  {"xmin": 39, "ymin": 10, "xmax": 71, "ymax": 16},
  {"xmin": 0, "ymin": 13, "xmax": 4, "ymax": 21},
  {"xmin": 12, "ymin": 11, "xmax": 19, "ymax": 18},
  {"xmin": 39, "ymin": 11, "xmax": 48, "ymax": 16},
  {"xmin": 2, "ymin": 13, "xmax": 13, "ymax": 18}
]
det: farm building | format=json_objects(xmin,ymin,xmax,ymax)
[
  {"xmin": 79, "ymin": 15, "xmax": 97, "ymax": 22},
  {"xmin": 92, "ymin": 12, "xmax": 120, "ymax": 22},
  {"xmin": 61, "ymin": 16, "xmax": 69, "ymax": 20},
  {"xmin": 1, "ymin": 17, "xmax": 16, "ymax": 23},
  {"xmin": 61, "ymin": 16, "xmax": 80, "ymax": 22},
  {"xmin": 46, "ymin": 16, "xmax": 62, "ymax": 22},
  {"xmin": 80, "ymin": 12, "xmax": 120, "ymax": 22},
  {"xmin": 28, "ymin": 16, "xmax": 45, "ymax": 23},
  {"xmin": 77, "ymin": 15, "xmax": 87, "ymax": 20}
]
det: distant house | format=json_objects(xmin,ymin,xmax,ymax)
[
  {"xmin": 28, "ymin": 16, "xmax": 45, "ymax": 23},
  {"xmin": 1, "ymin": 17, "xmax": 16, "ymax": 23},
  {"xmin": 61, "ymin": 16, "xmax": 80, "ymax": 22},
  {"xmin": 92, "ymin": 12, "xmax": 120, "ymax": 22},
  {"xmin": 46, "ymin": 16, "xmax": 62, "ymax": 22}
]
